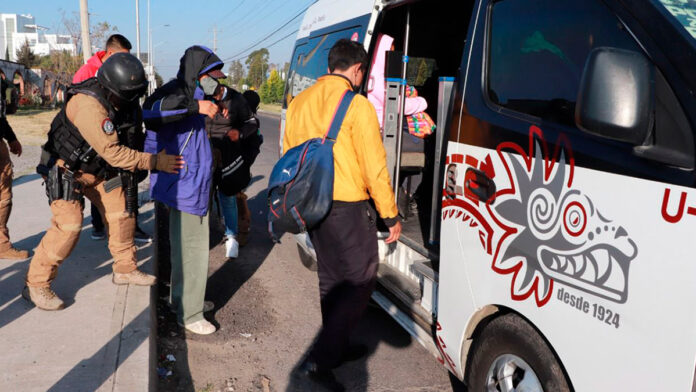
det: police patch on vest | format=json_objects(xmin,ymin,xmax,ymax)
[{"xmin": 102, "ymin": 119, "xmax": 115, "ymax": 135}]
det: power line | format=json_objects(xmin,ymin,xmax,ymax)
[
  {"xmin": 213, "ymin": 0, "xmax": 247, "ymax": 26},
  {"xmin": 222, "ymin": 0, "xmax": 285, "ymax": 37},
  {"xmin": 220, "ymin": 1, "xmax": 314, "ymax": 62},
  {"xmin": 227, "ymin": 28, "xmax": 298, "ymax": 63}
]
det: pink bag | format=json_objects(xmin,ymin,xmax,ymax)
[{"xmin": 405, "ymin": 86, "xmax": 435, "ymax": 138}]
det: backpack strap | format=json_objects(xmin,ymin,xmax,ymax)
[{"xmin": 322, "ymin": 90, "xmax": 356, "ymax": 143}]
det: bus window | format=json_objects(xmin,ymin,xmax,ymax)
[{"xmin": 284, "ymin": 26, "xmax": 366, "ymax": 107}]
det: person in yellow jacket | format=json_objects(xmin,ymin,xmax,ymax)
[{"xmin": 284, "ymin": 39, "xmax": 401, "ymax": 391}]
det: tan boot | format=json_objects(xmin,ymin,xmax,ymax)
[
  {"xmin": 22, "ymin": 286, "xmax": 65, "ymax": 311},
  {"xmin": 0, "ymin": 247, "xmax": 30, "ymax": 260},
  {"xmin": 113, "ymin": 269, "xmax": 156, "ymax": 286}
]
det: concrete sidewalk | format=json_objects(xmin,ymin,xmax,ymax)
[{"xmin": 0, "ymin": 174, "xmax": 155, "ymax": 392}]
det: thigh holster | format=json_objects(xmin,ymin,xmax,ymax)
[{"xmin": 45, "ymin": 165, "xmax": 84, "ymax": 205}]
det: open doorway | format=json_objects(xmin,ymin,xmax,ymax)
[
  {"xmin": 12, "ymin": 71, "xmax": 24, "ymax": 97},
  {"xmin": 366, "ymin": 0, "xmax": 474, "ymax": 256}
]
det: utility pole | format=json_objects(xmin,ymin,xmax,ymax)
[
  {"xmin": 147, "ymin": 0, "xmax": 150, "ymax": 64},
  {"xmin": 79, "ymin": 0, "xmax": 91, "ymax": 63},
  {"xmin": 135, "ymin": 0, "xmax": 141, "ymax": 60},
  {"xmin": 212, "ymin": 25, "xmax": 218, "ymax": 53}
]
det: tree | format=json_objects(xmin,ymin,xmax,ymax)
[
  {"xmin": 38, "ymin": 50, "xmax": 81, "ymax": 75},
  {"xmin": 259, "ymin": 69, "xmax": 284, "ymax": 104},
  {"xmin": 244, "ymin": 48, "xmax": 269, "ymax": 89},
  {"xmin": 16, "ymin": 39, "xmax": 39, "ymax": 68},
  {"xmin": 60, "ymin": 10, "xmax": 119, "ymax": 55},
  {"xmin": 228, "ymin": 60, "xmax": 244, "ymax": 88},
  {"xmin": 282, "ymin": 62, "xmax": 290, "ymax": 80}
]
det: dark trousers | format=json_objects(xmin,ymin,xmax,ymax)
[
  {"xmin": 308, "ymin": 200, "xmax": 379, "ymax": 370},
  {"xmin": 91, "ymin": 203, "xmax": 105, "ymax": 231}
]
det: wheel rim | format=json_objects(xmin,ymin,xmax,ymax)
[{"xmin": 485, "ymin": 354, "xmax": 543, "ymax": 392}]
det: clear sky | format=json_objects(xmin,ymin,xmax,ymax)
[{"xmin": 2, "ymin": 0, "xmax": 313, "ymax": 80}]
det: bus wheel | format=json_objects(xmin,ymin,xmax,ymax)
[
  {"xmin": 296, "ymin": 243, "xmax": 317, "ymax": 271},
  {"xmin": 466, "ymin": 314, "xmax": 571, "ymax": 392}
]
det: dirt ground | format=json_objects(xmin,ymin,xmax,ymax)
[
  {"xmin": 6, "ymin": 108, "xmax": 59, "ymax": 147},
  {"xmin": 153, "ymin": 113, "xmax": 461, "ymax": 392}
]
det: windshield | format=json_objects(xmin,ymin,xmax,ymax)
[{"xmin": 655, "ymin": 0, "xmax": 696, "ymax": 41}]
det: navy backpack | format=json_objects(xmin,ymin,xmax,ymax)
[{"xmin": 267, "ymin": 90, "xmax": 356, "ymax": 242}]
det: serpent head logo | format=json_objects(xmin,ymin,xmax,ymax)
[{"xmin": 490, "ymin": 127, "xmax": 638, "ymax": 306}]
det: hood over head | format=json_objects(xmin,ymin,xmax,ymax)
[{"xmin": 176, "ymin": 45, "xmax": 225, "ymax": 94}]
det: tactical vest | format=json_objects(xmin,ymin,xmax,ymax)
[{"xmin": 44, "ymin": 78, "xmax": 138, "ymax": 177}]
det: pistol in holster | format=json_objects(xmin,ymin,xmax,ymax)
[{"xmin": 45, "ymin": 165, "xmax": 83, "ymax": 205}]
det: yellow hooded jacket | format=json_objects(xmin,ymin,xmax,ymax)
[{"xmin": 283, "ymin": 74, "xmax": 399, "ymax": 222}]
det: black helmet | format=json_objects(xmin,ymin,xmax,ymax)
[{"xmin": 97, "ymin": 52, "xmax": 148, "ymax": 103}]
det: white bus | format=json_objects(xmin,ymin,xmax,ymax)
[{"xmin": 281, "ymin": 0, "xmax": 696, "ymax": 390}]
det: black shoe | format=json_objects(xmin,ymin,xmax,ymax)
[
  {"xmin": 91, "ymin": 228, "xmax": 105, "ymax": 240},
  {"xmin": 134, "ymin": 226, "xmax": 153, "ymax": 243},
  {"xmin": 341, "ymin": 344, "xmax": 368, "ymax": 363},
  {"xmin": 298, "ymin": 359, "xmax": 345, "ymax": 392}
]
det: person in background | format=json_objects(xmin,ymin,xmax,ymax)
[
  {"xmin": 283, "ymin": 39, "xmax": 401, "ymax": 391},
  {"xmin": 0, "ymin": 72, "xmax": 29, "ymax": 260},
  {"xmin": 72, "ymin": 33, "xmax": 152, "ymax": 243},
  {"xmin": 205, "ymin": 84, "xmax": 257, "ymax": 258},
  {"xmin": 366, "ymin": 33, "xmax": 427, "ymax": 130},
  {"xmin": 143, "ymin": 45, "xmax": 226, "ymax": 335},
  {"xmin": 237, "ymin": 90, "xmax": 264, "ymax": 246},
  {"xmin": 367, "ymin": 33, "xmax": 432, "ymax": 217}
]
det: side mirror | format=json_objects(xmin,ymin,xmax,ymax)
[{"xmin": 575, "ymin": 47, "xmax": 654, "ymax": 145}]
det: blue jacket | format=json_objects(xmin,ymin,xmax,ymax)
[{"xmin": 143, "ymin": 45, "xmax": 223, "ymax": 216}]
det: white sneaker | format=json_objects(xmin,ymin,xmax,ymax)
[
  {"xmin": 181, "ymin": 319, "xmax": 217, "ymax": 335},
  {"xmin": 225, "ymin": 235, "xmax": 239, "ymax": 258}
]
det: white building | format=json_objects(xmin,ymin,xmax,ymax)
[{"xmin": 0, "ymin": 13, "xmax": 75, "ymax": 62}]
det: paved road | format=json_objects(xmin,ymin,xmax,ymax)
[
  {"xmin": 158, "ymin": 112, "xmax": 463, "ymax": 391},
  {"xmin": 0, "ymin": 153, "xmax": 154, "ymax": 392}
]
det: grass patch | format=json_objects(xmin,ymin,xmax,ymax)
[
  {"xmin": 6, "ymin": 108, "xmax": 59, "ymax": 146},
  {"xmin": 259, "ymin": 102, "xmax": 282, "ymax": 114}
]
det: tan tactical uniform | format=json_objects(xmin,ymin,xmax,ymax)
[
  {"xmin": 0, "ymin": 140, "xmax": 14, "ymax": 252},
  {"xmin": 26, "ymin": 94, "xmax": 157, "ymax": 288}
]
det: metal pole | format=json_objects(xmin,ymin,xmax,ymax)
[
  {"xmin": 393, "ymin": 6, "xmax": 410, "ymax": 202},
  {"xmin": 147, "ymin": 0, "xmax": 151, "ymax": 64},
  {"xmin": 79, "ymin": 0, "xmax": 91, "ymax": 63},
  {"xmin": 213, "ymin": 25, "xmax": 217, "ymax": 53},
  {"xmin": 135, "ymin": 0, "xmax": 140, "ymax": 60}
]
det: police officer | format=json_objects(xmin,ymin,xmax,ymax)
[
  {"xmin": 24, "ymin": 53, "xmax": 184, "ymax": 311},
  {"xmin": 0, "ymin": 72, "xmax": 29, "ymax": 260}
]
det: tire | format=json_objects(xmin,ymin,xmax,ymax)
[
  {"xmin": 465, "ymin": 313, "xmax": 571, "ymax": 392},
  {"xmin": 296, "ymin": 243, "xmax": 318, "ymax": 271}
]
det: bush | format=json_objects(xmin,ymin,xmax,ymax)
[{"xmin": 259, "ymin": 70, "xmax": 284, "ymax": 104}]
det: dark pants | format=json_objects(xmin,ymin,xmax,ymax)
[{"xmin": 308, "ymin": 200, "xmax": 379, "ymax": 370}]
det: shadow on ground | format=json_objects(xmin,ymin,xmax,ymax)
[
  {"xmin": 156, "ymin": 186, "xmax": 276, "ymax": 391},
  {"xmin": 0, "ymin": 203, "xmax": 156, "ymax": 390}
]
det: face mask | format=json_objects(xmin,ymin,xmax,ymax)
[{"xmin": 199, "ymin": 76, "xmax": 219, "ymax": 96}]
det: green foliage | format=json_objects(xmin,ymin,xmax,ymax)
[
  {"xmin": 244, "ymin": 48, "xmax": 269, "ymax": 89},
  {"xmin": 259, "ymin": 69, "xmax": 284, "ymax": 104},
  {"xmin": 227, "ymin": 60, "xmax": 245, "ymax": 88},
  {"xmin": 38, "ymin": 50, "xmax": 81, "ymax": 75},
  {"xmin": 16, "ymin": 39, "xmax": 39, "ymax": 68}
]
